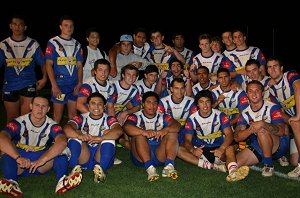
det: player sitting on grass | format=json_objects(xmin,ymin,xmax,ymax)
[
  {"xmin": 0, "ymin": 96, "xmax": 82, "ymax": 197},
  {"xmin": 177, "ymin": 90, "xmax": 249, "ymax": 182},
  {"xmin": 64, "ymin": 92, "xmax": 123, "ymax": 183},
  {"xmin": 123, "ymin": 91, "xmax": 181, "ymax": 181}
]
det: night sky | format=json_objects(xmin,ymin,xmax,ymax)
[{"xmin": 0, "ymin": 2, "xmax": 299, "ymax": 73}]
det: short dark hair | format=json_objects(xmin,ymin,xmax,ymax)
[
  {"xmin": 85, "ymin": 27, "xmax": 99, "ymax": 38},
  {"xmin": 197, "ymin": 66, "xmax": 209, "ymax": 74},
  {"xmin": 267, "ymin": 56, "xmax": 283, "ymax": 66},
  {"xmin": 59, "ymin": 15, "xmax": 74, "ymax": 25},
  {"xmin": 245, "ymin": 59, "xmax": 260, "ymax": 68},
  {"xmin": 94, "ymin": 59, "xmax": 111, "ymax": 72},
  {"xmin": 194, "ymin": 90, "xmax": 213, "ymax": 106},
  {"xmin": 31, "ymin": 96, "xmax": 49, "ymax": 106},
  {"xmin": 87, "ymin": 92, "xmax": 107, "ymax": 105},
  {"xmin": 217, "ymin": 68, "xmax": 230, "ymax": 77},
  {"xmin": 246, "ymin": 80, "xmax": 264, "ymax": 92},
  {"xmin": 169, "ymin": 58, "xmax": 183, "ymax": 69},
  {"xmin": 121, "ymin": 64, "xmax": 139, "ymax": 80},
  {"xmin": 170, "ymin": 78, "xmax": 185, "ymax": 87},
  {"xmin": 144, "ymin": 65, "xmax": 159, "ymax": 74},
  {"xmin": 142, "ymin": 91, "xmax": 159, "ymax": 104}
]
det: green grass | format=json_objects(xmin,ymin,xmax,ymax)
[
  {"xmin": 1, "ymin": 147, "xmax": 300, "ymax": 198},
  {"xmin": 1, "ymin": 96, "xmax": 300, "ymax": 197}
]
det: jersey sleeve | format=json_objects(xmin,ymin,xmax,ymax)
[
  {"xmin": 78, "ymin": 83, "xmax": 92, "ymax": 97},
  {"xmin": 270, "ymin": 105, "xmax": 285, "ymax": 125},
  {"xmin": 184, "ymin": 117, "xmax": 194, "ymax": 134},
  {"xmin": 220, "ymin": 112, "xmax": 231, "ymax": 130},
  {"xmin": 2, "ymin": 120, "xmax": 21, "ymax": 139},
  {"xmin": 68, "ymin": 114, "xmax": 84, "ymax": 129},
  {"xmin": 124, "ymin": 114, "xmax": 138, "ymax": 125},
  {"xmin": 49, "ymin": 124, "xmax": 64, "ymax": 140}
]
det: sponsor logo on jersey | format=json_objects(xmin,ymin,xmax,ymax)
[
  {"xmin": 287, "ymin": 71, "xmax": 299, "ymax": 82},
  {"xmin": 53, "ymin": 125, "xmax": 63, "ymax": 133},
  {"xmin": 185, "ymin": 121, "xmax": 192, "ymax": 130},
  {"xmin": 6, "ymin": 122, "xmax": 18, "ymax": 132},
  {"xmin": 108, "ymin": 117, "xmax": 118, "ymax": 125},
  {"xmin": 72, "ymin": 115, "xmax": 82, "ymax": 124},
  {"xmin": 272, "ymin": 109, "xmax": 284, "ymax": 120}
]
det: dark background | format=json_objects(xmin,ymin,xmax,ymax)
[{"xmin": 0, "ymin": 2, "xmax": 299, "ymax": 84}]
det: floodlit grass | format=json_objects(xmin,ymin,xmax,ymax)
[{"xmin": 1, "ymin": 147, "xmax": 300, "ymax": 198}]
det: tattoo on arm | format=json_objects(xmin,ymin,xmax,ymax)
[{"xmin": 264, "ymin": 122, "xmax": 279, "ymax": 134}]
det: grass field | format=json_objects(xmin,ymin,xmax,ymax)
[{"xmin": 1, "ymin": 97, "xmax": 300, "ymax": 198}]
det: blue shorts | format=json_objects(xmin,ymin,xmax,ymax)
[
  {"xmin": 248, "ymin": 135, "xmax": 289, "ymax": 162},
  {"xmin": 51, "ymin": 84, "xmax": 77, "ymax": 104},
  {"xmin": 17, "ymin": 148, "xmax": 49, "ymax": 177},
  {"xmin": 130, "ymin": 143, "xmax": 164, "ymax": 167}
]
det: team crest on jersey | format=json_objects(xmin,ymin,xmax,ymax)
[
  {"xmin": 139, "ymin": 122, "xmax": 145, "ymax": 129},
  {"xmin": 167, "ymin": 108, "xmax": 171, "ymax": 114},
  {"xmin": 6, "ymin": 46, "xmax": 12, "ymax": 53},
  {"xmin": 83, "ymin": 125, "xmax": 89, "ymax": 133},
  {"xmin": 234, "ymin": 58, "xmax": 239, "ymax": 62},
  {"xmin": 6, "ymin": 122, "xmax": 18, "ymax": 132},
  {"xmin": 59, "ymin": 46, "xmax": 64, "ymax": 51},
  {"xmin": 27, "ymin": 47, "xmax": 32, "ymax": 52},
  {"xmin": 53, "ymin": 125, "xmax": 62, "ymax": 133},
  {"xmin": 262, "ymin": 115, "xmax": 268, "ymax": 120},
  {"xmin": 196, "ymin": 125, "xmax": 200, "ymax": 131},
  {"xmin": 214, "ymin": 121, "xmax": 219, "ymax": 126},
  {"xmin": 22, "ymin": 130, "xmax": 28, "ymax": 138},
  {"xmin": 155, "ymin": 121, "xmax": 161, "ymax": 128},
  {"xmin": 39, "ymin": 131, "xmax": 46, "ymax": 138}
]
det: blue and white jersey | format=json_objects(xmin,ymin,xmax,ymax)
[
  {"xmin": 177, "ymin": 47, "xmax": 195, "ymax": 66},
  {"xmin": 45, "ymin": 35, "xmax": 83, "ymax": 86},
  {"xmin": 134, "ymin": 79, "xmax": 156, "ymax": 100},
  {"xmin": 241, "ymin": 75, "xmax": 275, "ymax": 101},
  {"xmin": 222, "ymin": 48, "xmax": 236, "ymax": 58},
  {"xmin": 133, "ymin": 42, "xmax": 151, "ymax": 59},
  {"xmin": 0, "ymin": 36, "xmax": 45, "ymax": 91},
  {"xmin": 107, "ymin": 80, "xmax": 141, "ymax": 115},
  {"xmin": 269, "ymin": 71, "xmax": 300, "ymax": 116},
  {"xmin": 4, "ymin": 114, "xmax": 63, "ymax": 151},
  {"xmin": 237, "ymin": 100, "xmax": 284, "ymax": 142},
  {"xmin": 192, "ymin": 52, "xmax": 235, "ymax": 75},
  {"xmin": 228, "ymin": 46, "xmax": 266, "ymax": 70},
  {"xmin": 160, "ymin": 74, "xmax": 187, "ymax": 97},
  {"xmin": 158, "ymin": 95, "xmax": 197, "ymax": 126},
  {"xmin": 125, "ymin": 110, "xmax": 172, "ymax": 145},
  {"xmin": 185, "ymin": 109, "xmax": 231, "ymax": 147},
  {"xmin": 78, "ymin": 77, "xmax": 114, "ymax": 100},
  {"xmin": 237, "ymin": 100, "xmax": 284, "ymax": 126},
  {"xmin": 69, "ymin": 112, "xmax": 119, "ymax": 137},
  {"xmin": 211, "ymin": 85, "xmax": 249, "ymax": 119},
  {"xmin": 192, "ymin": 81, "xmax": 214, "ymax": 97}
]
